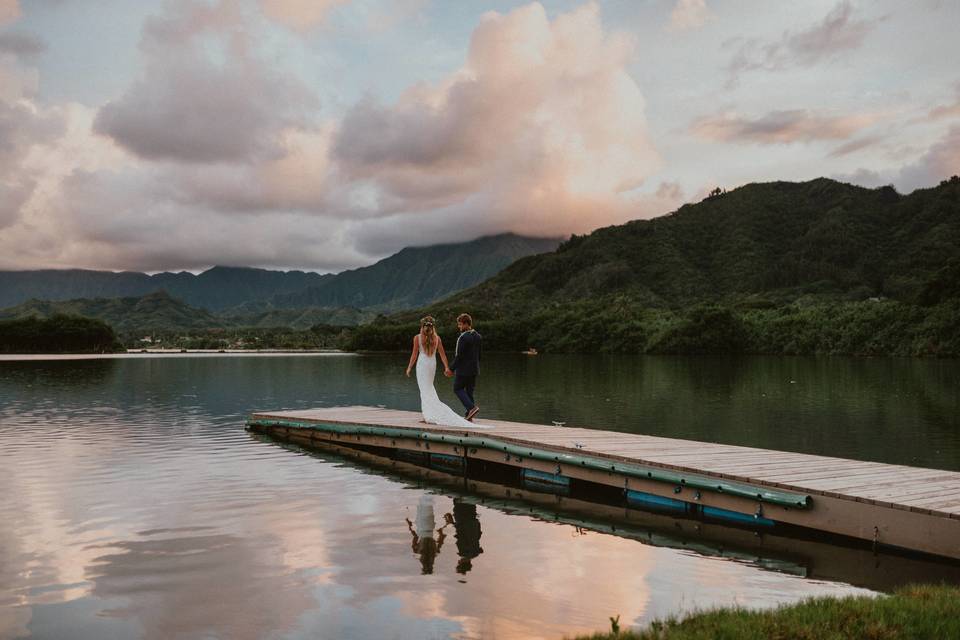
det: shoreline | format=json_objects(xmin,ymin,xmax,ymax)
[
  {"xmin": 0, "ymin": 350, "xmax": 354, "ymax": 361},
  {"xmin": 127, "ymin": 348, "xmax": 343, "ymax": 354}
]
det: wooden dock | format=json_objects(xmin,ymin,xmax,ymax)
[{"xmin": 247, "ymin": 406, "xmax": 960, "ymax": 561}]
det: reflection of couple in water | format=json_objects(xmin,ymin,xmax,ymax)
[{"xmin": 405, "ymin": 495, "xmax": 483, "ymax": 575}]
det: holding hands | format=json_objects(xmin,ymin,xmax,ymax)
[{"xmin": 444, "ymin": 368, "xmax": 453, "ymax": 378}]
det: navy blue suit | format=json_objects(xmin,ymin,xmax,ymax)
[{"xmin": 451, "ymin": 329, "xmax": 481, "ymax": 412}]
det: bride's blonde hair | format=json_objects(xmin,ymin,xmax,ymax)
[{"xmin": 419, "ymin": 316, "xmax": 437, "ymax": 356}]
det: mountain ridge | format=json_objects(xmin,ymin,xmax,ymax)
[
  {"xmin": 0, "ymin": 291, "xmax": 371, "ymax": 333},
  {"xmin": 0, "ymin": 233, "xmax": 562, "ymax": 312},
  {"xmin": 266, "ymin": 233, "xmax": 563, "ymax": 310}
]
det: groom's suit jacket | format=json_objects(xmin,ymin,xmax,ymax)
[{"xmin": 451, "ymin": 329, "xmax": 482, "ymax": 377}]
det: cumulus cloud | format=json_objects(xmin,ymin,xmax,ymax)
[
  {"xmin": 724, "ymin": 1, "xmax": 882, "ymax": 86},
  {"xmin": 667, "ymin": 0, "xmax": 713, "ymax": 32},
  {"xmin": 46, "ymin": 166, "xmax": 366, "ymax": 271},
  {"xmin": 0, "ymin": 177, "xmax": 34, "ymax": 228},
  {"xmin": 258, "ymin": 0, "xmax": 347, "ymax": 32},
  {"xmin": 0, "ymin": 100, "xmax": 130, "ymax": 269},
  {"xmin": 691, "ymin": 108, "xmax": 881, "ymax": 144},
  {"xmin": 0, "ymin": 100, "xmax": 63, "ymax": 171},
  {"xmin": 834, "ymin": 126, "xmax": 960, "ymax": 192},
  {"xmin": 94, "ymin": 0, "xmax": 318, "ymax": 164},
  {"xmin": 0, "ymin": 0, "xmax": 349, "ymax": 271},
  {"xmin": 0, "ymin": 0, "xmax": 20, "ymax": 26},
  {"xmin": 0, "ymin": 0, "xmax": 355, "ymax": 272},
  {"xmin": 335, "ymin": 2, "xmax": 660, "ymax": 237},
  {"xmin": 0, "ymin": 61, "xmax": 66, "ymax": 229},
  {"xmin": 167, "ymin": 124, "xmax": 335, "ymax": 213},
  {"xmin": 0, "ymin": 53, "xmax": 37, "ymax": 101},
  {"xmin": 1, "ymin": 1, "xmax": 673, "ymax": 272}
]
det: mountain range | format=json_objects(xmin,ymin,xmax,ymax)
[{"xmin": 0, "ymin": 233, "xmax": 561, "ymax": 315}]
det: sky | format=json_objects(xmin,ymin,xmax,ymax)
[{"xmin": 1, "ymin": 0, "xmax": 958, "ymax": 273}]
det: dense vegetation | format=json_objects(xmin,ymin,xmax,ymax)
[
  {"xmin": 0, "ymin": 290, "xmax": 371, "ymax": 334},
  {"xmin": 574, "ymin": 584, "xmax": 960, "ymax": 640},
  {"xmin": 348, "ymin": 299, "xmax": 960, "ymax": 357},
  {"xmin": 350, "ymin": 177, "xmax": 960, "ymax": 356},
  {"xmin": 0, "ymin": 291, "xmax": 224, "ymax": 334},
  {"xmin": 0, "ymin": 314, "xmax": 121, "ymax": 353},
  {"xmin": 136, "ymin": 325, "xmax": 350, "ymax": 351},
  {"xmin": 0, "ymin": 292, "xmax": 355, "ymax": 350},
  {"xmin": 0, "ymin": 233, "xmax": 559, "ymax": 313}
]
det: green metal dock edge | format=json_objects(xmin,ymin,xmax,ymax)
[{"xmin": 246, "ymin": 417, "xmax": 813, "ymax": 510}]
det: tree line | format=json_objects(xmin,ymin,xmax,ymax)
[{"xmin": 0, "ymin": 315, "xmax": 121, "ymax": 353}]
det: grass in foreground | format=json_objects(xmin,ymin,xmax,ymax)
[{"xmin": 572, "ymin": 584, "xmax": 960, "ymax": 640}]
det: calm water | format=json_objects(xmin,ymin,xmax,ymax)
[{"xmin": 2, "ymin": 353, "xmax": 959, "ymax": 639}]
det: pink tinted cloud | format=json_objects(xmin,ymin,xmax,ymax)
[
  {"xmin": 0, "ymin": 74, "xmax": 66, "ymax": 228},
  {"xmin": 691, "ymin": 109, "xmax": 881, "ymax": 144},
  {"xmin": 0, "ymin": 0, "xmax": 20, "ymax": 26},
  {"xmin": 335, "ymin": 2, "xmax": 661, "ymax": 236},
  {"xmin": 258, "ymin": 0, "xmax": 347, "ymax": 32},
  {"xmin": 667, "ymin": 0, "xmax": 713, "ymax": 32}
]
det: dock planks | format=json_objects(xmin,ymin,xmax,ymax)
[{"xmin": 247, "ymin": 406, "xmax": 960, "ymax": 560}]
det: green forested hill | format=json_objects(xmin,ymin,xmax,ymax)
[
  {"xmin": 351, "ymin": 177, "xmax": 960, "ymax": 356},
  {"xmin": 0, "ymin": 291, "xmax": 224, "ymax": 334},
  {"xmin": 455, "ymin": 177, "xmax": 959, "ymax": 310},
  {"xmin": 0, "ymin": 291, "xmax": 372, "ymax": 334},
  {"xmin": 220, "ymin": 305, "xmax": 374, "ymax": 329}
]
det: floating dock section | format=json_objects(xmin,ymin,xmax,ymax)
[{"xmin": 247, "ymin": 406, "xmax": 960, "ymax": 560}]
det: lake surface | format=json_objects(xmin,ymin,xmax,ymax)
[{"xmin": 2, "ymin": 353, "xmax": 959, "ymax": 639}]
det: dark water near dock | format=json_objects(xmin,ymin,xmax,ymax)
[{"xmin": 2, "ymin": 353, "xmax": 959, "ymax": 639}]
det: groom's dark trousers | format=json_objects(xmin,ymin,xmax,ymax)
[
  {"xmin": 450, "ymin": 329, "xmax": 481, "ymax": 412},
  {"xmin": 453, "ymin": 375, "xmax": 476, "ymax": 411}
]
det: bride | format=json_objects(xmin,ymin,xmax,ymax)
[{"xmin": 405, "ymin": 316, "xmax": 481, "ymax": 429}]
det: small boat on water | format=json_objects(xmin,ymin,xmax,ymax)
[{"xmin": 522, "ymin": 348, "xmax": 538, "ymax": 355}]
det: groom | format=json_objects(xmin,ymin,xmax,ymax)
[{"xmin": 446, "ymin": 313, "xmax": 482, "ymax": 421}]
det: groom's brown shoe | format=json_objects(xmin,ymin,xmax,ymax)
[{"xmin": 466, "ymin": 406, "xmax": 480, "ymax": 422}]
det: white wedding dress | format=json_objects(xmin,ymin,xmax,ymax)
[{"xmin": 416, "ymin": 337, "xmax": 484, "ymax": 429}]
